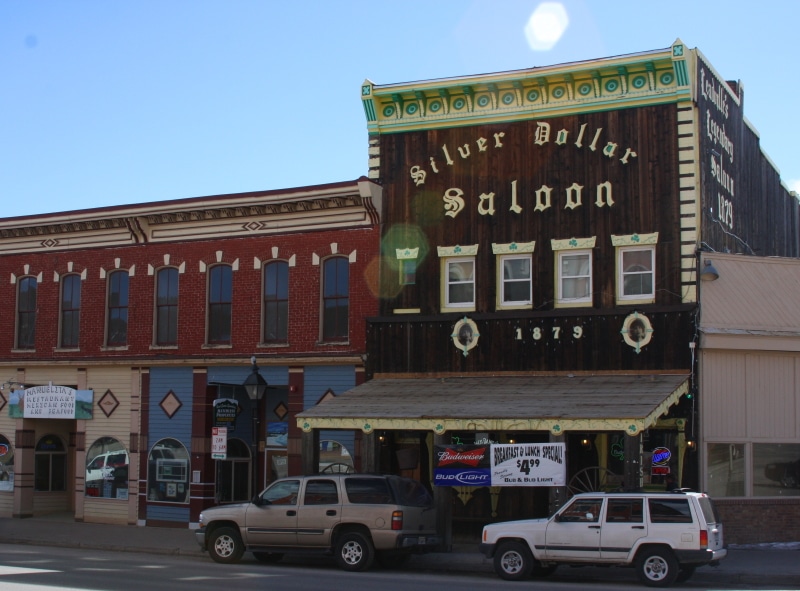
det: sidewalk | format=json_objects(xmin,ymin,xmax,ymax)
[{"xmin": 1, "ymin": 514, "xmax": 799, "ymax": 588}]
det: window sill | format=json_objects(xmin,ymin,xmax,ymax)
[
  {"xmin": 101, "ymin": 345, "xmax": 129, "ymax": 352},
  {"xmin": 150, "ymin": 345, "xmax": 179, "ymax": 350},
  {"xmin": 616, "ymin": 297, "xmax": 656, "ymax": 306},
  {"xmin": 11, "ymin": 348, "xmax": 36, "ymax": 354},
  {"xmin": 258, "ymin": 342, "xmax": 290, "ymax": 349},
  {"xmin": 497, "ymin": 303, "xmax": 533, "ymax": 311},
  {"xmin": 54, "ymin": 347, "xmax": 80, "ymax": 353},
  {"xmin": 201, "ymin": 344, "xmax": 233, "ymax": 349},
  {"xmin": 316, "ymin": 340, "xmax": 350, "ymax": 347},
  {"xmin": 441, "ymin": 305, "xmax": 476, "ymax": 314}
]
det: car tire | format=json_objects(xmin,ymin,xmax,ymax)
[
  {"xmin": 636, "ymin": 547, "xmax": 679, "ymax": 587},
  {"xmin": 335, "ymin": 531, "xmax": 375, "ymax": 572},
  {"xmin": 252, "ymin": 551, "xmax": 284, "ymax": 563},
  {"xmin": 494, "ymin": 541, "xmax": 534, "ymax": 581},
  {"xmin": 208, "ymin": 527, "xmax": 245, "ymax": 564}
]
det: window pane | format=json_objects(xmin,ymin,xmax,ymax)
[
  {"xmin": 446, "ymin": 259, "xmax": 474, "ymax": 306},
  {"xmin": 17, "ymin": 277, "xmax": 37, "ymax": 349},
  {"xmin": 156, "ymin": 268, "xmax": 179, "ymax": 345},
  {"xmin": 560, "ymin": 253, "xmax": 590, "ymax": 301},
  {"xmin": 61, "ymin": 275, "xmax": 81, "ymax": 347},
  {"xmin": 648, "ymin": 498, "xmax": 692, "ymax": 523},
  {"xmin": 147, "ymin": 438, "xmax": 190, "ymax": 503},
  {"xmin": 502, "ymin": 257, "xmax": 531, "ymax": 303},
  {"xmin": 754, "ymin": 443, "xmax": 800, "ymax": 497},
  {"xmin": 706, "ymin": 443, "xmax": 745, "ymax": 497},
  {"xmin": 622, "ymin": 249, "xmax": 655, "ymax": 297},
  {"xmin": 208, "ymin": 266, "xmax": 232, "ymax": 344},
  {"xmin": 264, "ymin": 262, "xmax": 289, "ymax": 342},
  {"xmin": 322, "ymin": 258, "xmax": 349, "ymax": 340}
]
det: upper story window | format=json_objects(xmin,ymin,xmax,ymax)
[
  {"xmin": 438, "ymin": 245, "xmax": 478, "ymax": 312},
  {"xmin": 107, "ymin": 270, "xmax": 129, "ymax": 346},
  {"xmin": 208, "ymin": 264, "xmax": 232, "ymax": 345},
  {"xmin": 60, "ymin": 273, "xmax": 82, "ymax": 348},
  {"xmin": 552, "ymin": 237, "xmax": 596, "ymax": 308},
  {"xmin": 264, "ymin": 261, "xmax": 289, "ymax": 343},
  {"xmin": 493, "ymin": 241, "xmax": 535, "ymax": 310},
  {"xmin": 155, "ymin": 267, "xmax": 179, "ymax": 346},
  {"xmin": 16, "ymin": 276, "xmax": 38, "ymax": 349},
  {"xmin": 612, "ymin": 233, "xmax": 659, "ymax": 305},
  {"xmin": 396, "ymin": 248, "xmax": 419, "ymax": 286},
  {"xmin": 322, "ymin": 257, "xmax": 349, "ymax": 341}
]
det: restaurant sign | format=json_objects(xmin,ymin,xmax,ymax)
[
  {"xmin": 434, "ymin": 443, "xmax": 566, "ymax": 487},
  {"xmin": 8, "ymin": 384, "xmax": 94, "ymax": 419}
]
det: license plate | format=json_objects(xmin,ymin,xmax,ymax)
[{"xmin": 418, "ymin": 536, "xmax": 427, "ymax": 545}]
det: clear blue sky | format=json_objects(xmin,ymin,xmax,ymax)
[{"xmin": 2, "ymin": 1, "xmax": 798, "ymax": 218}]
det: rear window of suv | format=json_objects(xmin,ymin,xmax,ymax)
[
  {"xmin": 648, "ymin": 498, "xmax": 693, "ymax": 523},
  {"xmin": 697, "ymin": 496, "xmax": 720, "ymax": 525},
  {"xmin": 344, "ymin": 477, "xmax": 394, "ymax": 504}
]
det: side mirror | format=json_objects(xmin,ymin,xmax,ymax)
[
  {"xmin": 252, "ymin": 495, "xmax": 264, "ymax": 506},
  {"xmin": 553, "ymin": 513, "xmax": 561, "ymax": 523}
]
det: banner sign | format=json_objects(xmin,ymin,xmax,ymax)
[
  {"xmin": 433, "ymin": 444, "xmax": 491, "ymax": 486},
  {"xmin": 490, "ymin": 443, "xmax": 566, "ymax": 487},
  {"xmin": 9, "ymin": 385, "xmax": 93, "ymax": 419}
]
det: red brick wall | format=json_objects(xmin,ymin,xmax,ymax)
[
  {"xmin": 0, "ymin": 227, "xmax": 379, "ymax": 360},
  {"xmin": 715, "ymin": 498, "xmax": 800, "ymax": 544}
]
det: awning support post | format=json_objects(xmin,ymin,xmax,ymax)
[
  {"xmin": 433, "ymin": 433, "xmax": 452, "ymax": 551},
  {"xmin": 301, "ymin": 429, "xmax": 319, "ymax": 475},
  {"xmin": 361, "ymin": 431, "xmax": 379, "ymax": 473}
]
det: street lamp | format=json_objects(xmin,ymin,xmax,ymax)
[{"xmin": 243, "ymin": 356, "xmax": 268, "ymax": 498}]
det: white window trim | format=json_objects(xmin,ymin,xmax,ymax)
[
  {"xmin": 612, "ymin": 233, "xmax": 658, "ymax": 305},
  {"xmin": 493, "ymin": 241, "xmax": 535, "ymax": 310},
  {"xmin": 552, "ymin": 237, "xmax": 595, "ymax": 308},
  {"xmin": 438, "ymin": 245, "xmax": 478, "ymax": 313}
]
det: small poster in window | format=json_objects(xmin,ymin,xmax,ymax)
[
  {"xmin": 116, "ymin": 488, "xmax": 129, "ymax": 500},
  {"xmin": 166, "ymin": 482, "xmax": 177, "ymax": 498}
]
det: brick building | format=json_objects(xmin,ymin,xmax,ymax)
[{"xmin": 0, "ymin": 178, "xmax": 381, "ymax": 526}]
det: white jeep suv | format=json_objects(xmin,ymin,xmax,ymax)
[{"xmin": 480, "ymin": 490, "xmax": 726, "ymax": 587}]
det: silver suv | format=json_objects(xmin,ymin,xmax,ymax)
[
  {"xmin": 196, "ymin": 474, "xmax": 439, "ymax": 571},
  {"xmin": 480, "ymin": 490, "xmax": 726, "ymax": 587}
]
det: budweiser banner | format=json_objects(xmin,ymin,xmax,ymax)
[
  {"xmin": 433, "ymin": 444, "xmax": 491, "ymax": 486},
  {"xmin": 490, "ymin": 443, "xmax": 566, "ymax": 486},
  {"xmin": 434, "ymin": 443, "xmax": 566, "ymax": 487}
]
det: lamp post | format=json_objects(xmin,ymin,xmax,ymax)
[{"xmin": 243, "ymin": 356, "xmax": 268, "ymax": 498}]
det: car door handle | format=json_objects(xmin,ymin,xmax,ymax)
[
  {"xmin": 588, "ymin": 525, "xmax": 601, "ymax": 529},
  {"xmin": 286, "ymin": 510, "xmax": 296, "ymax": 516},
  {"xmin": 326, "ymin": 510, "xmax": 337, "ymax": 516},
  {"xmin": 632, "ymin": 525, "xmax": 645, "ymax": 529}
]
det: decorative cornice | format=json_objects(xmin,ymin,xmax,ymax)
[
  {"xmin": 0, "ymin": 179, "xmax": 382, "ymax": 254},
  {"xmin": 362, "ymin": 40, "xmax": 692, "ymax": 134}
]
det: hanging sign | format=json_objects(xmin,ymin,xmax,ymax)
[
  {"xmin": 9, "ymin": 385, "xmax": 93, "ymax": 419},
  {"xmin": 490, "ymin": 443, "xmax": 566, "ymax": 486},
  {"xmin": 433, "ymin": 444, "xmax": 491, "ymax": 486},
  {"xmin": 213, "ymin": 398, "xmax": 239, "ymax": 430},
  {"xmin": 211, "ymin": 427, "xmax": 227, "ymax": 460}
]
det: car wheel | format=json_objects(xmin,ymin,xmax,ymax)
[
  {"xmin": 636, "ymin": 547, "xmax": 679, "ymax": 587},
  {"xmin": 376, "ymin": 551, "xmax": 411, "ymax": 569},
  {"xmin": 494, "ymin": 541, "xmax": 534, "ymax": 581},
  {"xmin": 208, "ymin": 527, "xmax": 245, "ymax": 564},
  {"xmin": 335, "ymin": 531, "xmax": 375, "ymax": 572},
  {"xmin": 252, "ymin": 551, "xmax": 284, "ymax": 563},
  {"xmin": 675, "ymin": 565, "xmax": 696, "ymax": 583}
]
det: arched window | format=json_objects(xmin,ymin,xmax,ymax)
[
  {"xmin": 35, "ymin": 434, "xmax": 67, "ymax": 492},
  {"xmin": 263, "ymin": 261, "xmax": 289, "ymax": 342},
  {"xmin": 322, "ymin": 257, "xmax": 349, "ymax": 340},
  {"xmin": 85, "ymin": 437, "xmax": 129, "ymax": 499},
  {"xmin": 146, "ymin": 438, "xmax": 190, "ymax": 503},
  {"xmin": 0, "ymin": 434, "xmax": 14, "ymax": 491},
  {"xmin": 17, "ymin": 276, "xmax": 37, "ymax": 349}
]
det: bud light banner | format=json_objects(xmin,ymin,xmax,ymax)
[
  {"xmin": 491, "ymin": 443, "xmax": 566, "ymax": 486},
  {"xmin": 433, "ymin": 445, "xmax": 491, "ymax": 486}
]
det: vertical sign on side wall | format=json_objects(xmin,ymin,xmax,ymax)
[{"xmin": 212, "ymin": 427, "xmax": 227, "ymax": 460}]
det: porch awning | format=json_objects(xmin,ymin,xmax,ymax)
[{"xmin": 297, "ymin": 373, "xmax": 690, "ymax": 436}]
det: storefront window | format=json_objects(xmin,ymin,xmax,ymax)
[
  {"xmin": 706, "ymin": 443, "xmax": 745, "ymax": 497},
  {"xmin": 34, "ymin": 434, "xmax": 66, "ymax": 492},
  {"xmin": 85, "ymin": 437, "xmax": 129, "ymax": 499},
  {"xmin": 754, "ymin": 443, "xmax": 800, "ymax": 497},
  {"xmin": 147, "ymin": 438, "xmax": 190, "ymax": 503},
  {"xmin": 0, "ymin": 434, "xmax": 14, "ymax": 492}
]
